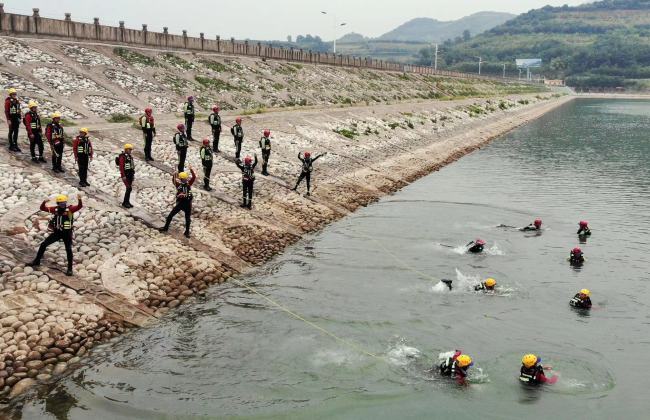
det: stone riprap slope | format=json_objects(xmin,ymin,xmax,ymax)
[{"xmin": 0, "ymin": 36, "xmax": 543, "ymax": 119}]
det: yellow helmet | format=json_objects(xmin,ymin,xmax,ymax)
[
  {"xmin": 79, "ymin": 127, "xmax": 89, "ymax": 134},
  {"xmin": 485, "ymin": 278, "xmax": 497, "ymax": 287},
  {"xmin": 55, "ymin": 194, "xmax": 68, "ymax": 203},
  {"xmin": 580, "ymin": 289, "xmax": 590, "ymax": 296},
  {"xmin": 28, "ymin": 100, "xmax": 38, "ymax": 108},
  {"xmin": 124, "ymin": 143, "xmax": 133, "ymax": 150},
  {"xmin": 51, "ymin": 112, "xmax": 61, "ymax": 119},
  {"xmin": 178, "ymin": 172, "xmax": 189, "ymax": 180},
  {"xmin": 522, "ymin": 354, "xmax": 538, "ymax": 368},
  {"xmin": 8, "ymin": 88, "xmax": 16, "ymax": 95},
  {"xmin": 456, "ymin": 354, "xmax": 472, "ymax": 368}
]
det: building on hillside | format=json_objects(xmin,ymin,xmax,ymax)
[{"xmin": 544, "ymin": 79, "xmax": 565, "ymax": 87}]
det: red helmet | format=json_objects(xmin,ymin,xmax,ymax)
[
  {"xmin": 187, "ymin": 96, "xmax": 194, "ymax": 101},
  {"xmin": 236, "ymin": 117, "xmax": 242, "ymax": 124},
  {"xmin": 212, "ymin": 106, "xmax": 220, "ymax": 112},
  {"xmin": 572, "ymin": 247, "xmax": 582, "ymax": 255},
  {"xmin": 202, "ymin": 138, "xmax": 210, "ymax": 145},
  {"xmin": 304, "ymin": 151, "xmax": 311, "ymax": 158},
  {"xmin": 244, "ymin": 155, "xmax": 252, "ymax": 164},
  {"xmin": 475, "ymin": 239, "xmax": 486, "ymax": 246},
  {"xmin": 579, "ymin": 221, "xmax": 588, "ymax": 228},
  {"xmin": 177, "ymin": 123, "xmax": 185, "ymax": 131},
  {"xmin": 534, "ymin": 219, "xmax": 542, "ymax": 228},
  {"xmin": 263, "ymin": 129, "xmax": 271, "ymax": 137},
  {"xmin": 144, "ymin": 107, "xmax": 152, "ymax": 114}
]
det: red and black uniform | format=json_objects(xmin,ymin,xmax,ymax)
[
  {"xmin": 161, "ymin": 169, "xmax": 196, "ymax": 237},
  {"xmin": 45, "ymin": 121, "xmax": 65, "ymax": 172},
  {"xmin": 519, "ymin": 365, "xmax": 547, "ymax": 385},
  {"xmin": 118, "ymin": 152, "xmax": 135, "ymax": 207},
  {"xmin": 5, "ymin": 96, "xmax": 21, "ymax": 151},
  {"xmin": 293, "ymin": 152, "xmax": 324, "ymax": 196},
  {"xmin": 30, "ymin": 198, "xmax": 83, "ymax": 275},
  {"xmin": 235, "ymin": 156, "xmax": 257, "ymax": 209},
  {"xmin": 23, "ymin": 109, "xmax": 44, "ymax": 161},
  {"xmin": 140, "ymin": 113, "xmax": 156, "ymax": 161},
  {"xmin": 569, "ymin": 293, "xmax": 592, "ymax": 309},
  {"xmin": 73, "ymin": 134, "xmax": 93, "ymax": 187},
  {"xmin": 438, "ymin": 351, "xmax": 469, "ymax": 385}
]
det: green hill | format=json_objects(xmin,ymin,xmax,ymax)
[{"xmin": 439, "ymin": 0, "xmax": 650, "ymax": 89}]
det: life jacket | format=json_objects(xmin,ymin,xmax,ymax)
[
  {"xmin": 260, "ymin": 136, "xmax": 271, "ymax": 151},
  {"xmin": 439, "ymin": 357, "xmax": 465, "ymax": 378},
  {"xmin": 76, "ymin": 136, "xmax": 91, "ymax": 155},
  {"xmin": 48, "ymin": 208, "xmax": 74, "ymax": 232},
  {"xmin": 116, "ymin": 152, "xmax": 135, "ymax": 172},
  {"xmin": 24, "ymin": 110, "xmax": 41, "ymax": 131},
  {"xmin": 242, "ymin": 164, "xmax": 255, "ymax": 182},
  {"xmin": 231, "ymin": 124, "xmax": 243, "ymax": 140},
  {"xmin": 47, "ymin": 123, "xmax": 64, "ymax": 145},
  {"xmin": 176, "ymin": 182, "xmax": 193, "ymax": 200},
  {"xmin": 140, "ymin": 115, "xmax": 154, "ymax": 130},
  {"xmin": 184, "ymin": 102, "xmax": 194, "ymax": 117},
  {"xmin": 200, "ymin": 146, "xmax": 213, "ymax": 162},
  {"xmin": 302, "ymin": 158, "xmax": 313, "ymax": 173},
  {"xmin": 7, "ymin": 97, "xmax": 21, "ymax": 116},
  {"xmin": 174, "ymin": 132, "xmax": 188, "ymax": 148},
  {"xmin": 519, "ymin": 365, "xmax": 543, "ymax": 384},
  {"xmin": 569, "ymin": 294, "xmax": 591, "ymax": 308},
  {"xmin": 209, "ymin": 113, "xmax": 221, "ymax": 127}
]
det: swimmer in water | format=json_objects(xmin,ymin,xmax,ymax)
[
  {"xmin": 569, "ymin": 247, "xmax": 585, "ymax": 266},
  {"xmin": 569, "ymin": 288, "xmax": 592, "ymax": 309},
  {"xmin": 520, "ymin": 219, "xmax": 542, "ymax": 232},
  {"xmin": 466, "ymin": 239, "xmax": 486, "ymax": 254},
  {"xmin": 577, "ymin": 221, "xmax": 591, "ymax": 237},
  {"xmin": 441, "ymin": 279, "xmax": 454, "ymax": 291},
  {"xmin": 474, "ymin": 277, "xmax": 496, "ymax": 292},
  {"xmin": 439, "ymin": 350, "xmax": 473, "ymax": 385},
  {"xmin": 519, "ymin": 354, "xmax": 552, "ymax": 385}
]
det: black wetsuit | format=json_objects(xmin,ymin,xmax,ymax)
[
  {"xmin": 236, "ymin": 156, "xmax": 257, "ymax": 208},
  {"xmin": 577, "ymin": 227, "xmax": 592, "ymax": 236},
  {"xmin": 467, "ymin": 243, "xmax": 484, "ymax": 253},
  {"xmin": 439, "ymin": 356, "xmax": 468, "ymax": 384},
  {"xmin": 209, "ymin": 112, "xmax": 221, "ymax": 151},
  {"xmin": 520, "ymin": 224, "xmax": 540, "ymax": 232},
  {"xmin": 569, "ymin": 294, "xmax": 592, "ymax": 309},
  {"xmin": 569, "ymin": 252, "xmax": 585, "ymax": 265},
  {"xmin": 184, "ymin": 102, "xmax": 195, "ymax": 140},
  {"xmin": 200, "ymin": 145, "xmax": 213, "ymax": 191},
  {"xmin": 259, "ymin": 136, "xmax": 271, "ymax": 175},
  {"xmin": 293, "ymin": 153, "xmax": 324, "ymax": 195},
  {"xmin": 231, "ymin": 123, "xmax": 244, "ymax": 159},
  {"xmin": 174, "ymin": 131, "xmax": 188, "ymax": 173}
]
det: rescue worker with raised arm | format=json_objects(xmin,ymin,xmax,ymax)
[
  {"xmin": 293, "ymin": 151, "xmax": 327, "ymax": 196},
  {"xmin": 200, "ymin": 138, "xmax": 213, "ymax": 191},
  {"xmin": 235, "ymin": 154, "xmax": 257, "ymax": 209},
  {"xmin": 140, "ymin": 107, "xmax": 156, "ymax": 161},
  {"xmin": 45, "ymin": 112, "xmax": 65, "ymax": 173},
  {"xmin": 159, "ymin": 167, "xmax": 196, "ymax": 238},
  {"xmin": 23, "ymin": 100, "xmax": 45, "ymax": 163},
  {"xmin": 183, "ymin": 96, "xmax": 195, "ymax": 141},
  {"xmin": 208, "ymin": 105, "xmax": 221, "ymax": 152},
  {"xmin": 577, "ymin": 221, "xmax": 591, "ymax": 237},
  {"xmin": 569, "ymin": 289, "xmax": 592, "ymax": 309},
  {"xmin": 259, "ymin": 129, "xmax": 272, "ymax": 176},
  {"xmin": 27, "ymin": 193, "xmax": 83, "ymax": 276},
  {"xmin": 118, "ymin": 143, "xmax": 135, "ymax": 208},
  {"xmin": 5, "ymin": 88, "xmax": 22, "ymax": 152},
  {"xmin": 73, "ymin": 127, "xmax": 93, "ymax": 187},
  {"xmin": 231, "ymin": 117, "xmax": 244, "ymax": 159},
  {"xmin": 173, "ymin": 123, "xmax": 188, "ymax": 173},
  {"xmin": 439, "ymin": 350, "xmax": 473, "ymax": 385}
]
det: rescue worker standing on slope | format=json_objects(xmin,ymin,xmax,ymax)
[
  {"xmin": 140, "ymin": 107, "xmax": 156, "ymax": 161},
  {"xmin": 27, "ymin": 193, "xmax": 83, "ymax": 276},
  {"xmin": 73, "ymin": 127, "xmax": 93, "ymax": 187},
  {"xmin": 23, "ymin": 100, "xmax": 45, "ymax": 163},
  {"xmin": 118, "ymin": 143, "xmax": 135, "ymax": 208},
  {"xmin": 183, "ymin": 96, "xmax": 195, "ymax": 141},
  {"xmin": 200, "ymin": 138, "xmax": 213, "ymax": 191},
  {"xmin": 293, "ymin": 151, "xmax": 327, "ymax": 196},
  {"xmin": 159, "ymin": 167, "xmax": 196, "ymax": 238},
  {"xmin": 45, "ymin": 112, "xmax": 65, "ymax": 173},
  {"xmin": 208, "ymin": 105, "xmax": 222, "ymax": 152},
  {"xmin": 235, "ymin": 154, "xmax": 257, "ymax": 209},
  {"xmin": 5, "ymin": 88, "xmax": 22, "ymax": 152},
  {"xmin": 231, "ymin": 117, "xmax": 244, "ymax": 159},
  {"xmin": 439, "ymin": 350, "xmax": 473, "ymax": 385},
  {"xmin": 173, "ymin": 123, "xmax": 188, "ymax": 173},
  {"xmin": 259, "ymin": 129, "xmax": 272, "ymax": 176}
]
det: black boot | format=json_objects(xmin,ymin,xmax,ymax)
[
  {"xmin": 66, "ymin": 266, "xmax": 73, "ymax": 276},
  {"xmin": 38, "ymin": 156, "xmax": 47, "ymax": 163},
  {"xmin": 158, "ymin": 226, "xmax": 169, "ymax": 233},
  {"xmin": 184, "ymin": 230, "xmax": 191, "ymax": 238},
  {"xmin": 27, "ymin": 260, "xmax": 40, "ymax": 267}
]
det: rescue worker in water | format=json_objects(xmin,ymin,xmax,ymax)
[
  {"xmin": 466, "ymin": 238, "xmax": 486, "ymax": 253},
  {"xmin": 159, "ymin": 168, "xmax": 196, "ymax": 238},
  {"xmin": 520, "ymin": 219, "xmax": 542, "ymax": 231},
  {"xmin": 439, "ymin": 350, "xmax": 473, "ymax": 385},
  {"xmin": 474, "ymin": 277, "xmax": 497, "ymax": 292},
  {"xmin": 569, "ymin": 289, "xmax": 592, "ymax": 309},
  {"xmin": 519, "ymin": 354, "xmax": 551, "ymax": 385},
  {"xmin": 569, "ymin": 247, "xmax": 585, "ymax": 265}
]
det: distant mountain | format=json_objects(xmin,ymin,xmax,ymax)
[
  {"xmin": 337, "ymin": 32, "xmax": 368, "ymax": 43},
  {"xmin": 378, "ymin": 12, "xmax": 516, "ymax": 42}
]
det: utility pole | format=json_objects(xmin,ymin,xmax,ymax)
[
  {"xmin": 321, "ymin": 11, "xmax": 346, "ymax": 54},
  {"xmin": 503, "ymin": 63, "xmax": 506, "ymax": 78},
  {"xmin": 478, "ymin": 57, "xmax": 482, "ymax": 75},
  {"xmin": 434, "ymin": 43, "xmax": 438, "ymax": 71}
]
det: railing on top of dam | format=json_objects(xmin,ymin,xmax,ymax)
[{"xmin": 0, "ymin": 5, "xmax": 542, "ymax": 85}]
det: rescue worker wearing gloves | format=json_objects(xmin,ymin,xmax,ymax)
[
  {"xmin": 199, "ymin": 138, "xmax": 213, "ymax": 191},
  {"xmin": 159, "ymin": 167, "xmax": 196, "ymax": 238},
  {"xmin": 118, "ymin": 143, "xmax": 135, "ymax": 208},
  {"xmin": 520, "ymin": 219, "xmax": 542, "ymax": 231},
  {"xmin": 23, "ymin": 100, "xmax": 45, "ymax": 163},
  {"xmin": 208, "ymin": 106, "xmax": 222, "ymax": 152},
  {"xmin": 439, "ymin": 350, "xmax": 473, "ymax": 385},
  {"xmin": 173, "ymin": 123, "xmax": 189, "ymax": 173},
  {"xmin": 73, "ymin": 128, "xmax": 93, "ymax": 187},
  {"xmin": 27, "ymin": 193, "xmax": 83, "ymax": 276},
  {"xmin": 569, "ymin": 247, "xmax": 585, "ymax": 266},
  {"xmin": 183, "ymin": 96, "xmax": 195, "ymax": 141},
  {"xmin": 140, "ymin": 107, "xmax": 156, "ymax": 161},
  {"xmin": 519, "ymin": 354, "xmax": 550, "ymax": 385},
  {"xmin": 5, "ymin": 88, "xmax": 22, "ymax": 152},
  {"xmin": 569, "ymin": 289, "xmax": 592, "ymax": 309},
  {"xmin": 577, "ymin": 221, "xmax": 591, "ymax": 237},
  {"xmin": 231, "ymin": 117, "xmax": 244, "ymax": 159},
  {"xmin": 235, "ymin": 154, "xmax": 257, "ymax": 209},
  {"xmin": 259, "ymin": 129, "xmax": 272, "ymax": 176},
  {"xmin": 293, "ymin": 151, "xmax": 327, "ymax": 196},
  {"xmin": 466, "ymin": 239, "xmax": 486, "ymax": 254},
  {"xmin": 474, "ymin": 277, "xmax": 497, "ymax": 292},
  {"xmin": 45, "ymin": 112, "xmax": 65, "ymax": 173}
]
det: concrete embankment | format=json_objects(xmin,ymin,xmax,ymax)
[{"xmin": 0, "ymin": 92, "xmax": 573, "ymax": 404}]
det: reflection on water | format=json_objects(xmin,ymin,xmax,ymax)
[{"xmin": 14, "ymin": 99, "xmax": 650, "ymax": 419}]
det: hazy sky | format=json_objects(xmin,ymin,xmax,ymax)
[{"xmin": 5, "ymin": 0, "xmax": 588, "ymax": 40}]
